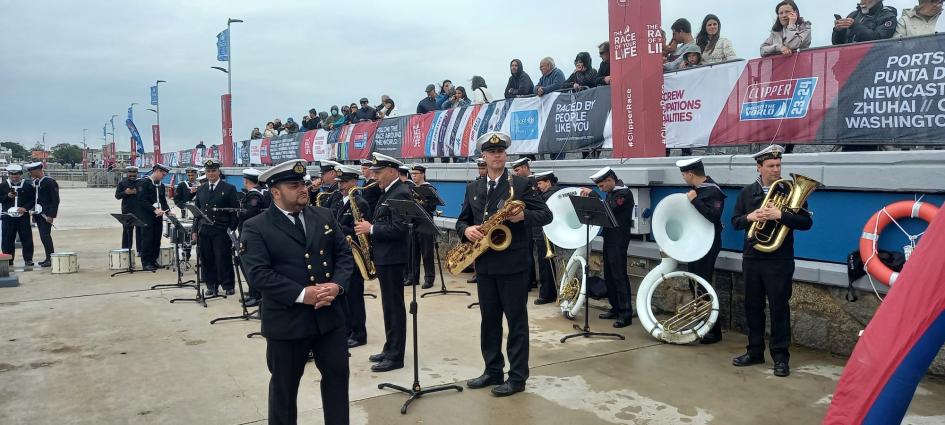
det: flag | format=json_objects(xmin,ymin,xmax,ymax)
[
  {"xmin": 126, "ymin": 108, "xmax": 145, "ymax": 156},
  {"xmin": 150, "ymin": 85, "xmax": 158, "ymax": 106},
  {"xmin": 216, "ymin": 29, "xmax": 229, "ymax": 62}
]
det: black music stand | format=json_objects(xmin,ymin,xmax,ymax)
[
  {"xmin": 170, "ymin": 204, "xmax": 226, "ymax": 307},
  {"xmin": 110, "ymin": 213, "xmax": 147, "ymax": 277},
  {"xmin": 410, "ymin": 187, "xmax": 469, "ymax": 298},
  {"xmin": 211, "ymin": 230, "xmax": 259, "ymax": 324},
  {"xmin": 379, "ymin": 199, "xmax": 462, "ymax": 414},
  {"xmin": 151, "ymin": 214, "xmax": 197, "ymax": 290},
  {"xmin": 560, "ymin": 195, "xmax": 625, "ymax": 343}
]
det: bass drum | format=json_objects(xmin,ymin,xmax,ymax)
[{"xmin": 557, "ymin": 251, "xmax": 587, "ymax": 320}]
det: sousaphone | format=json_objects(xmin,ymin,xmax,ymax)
[{"xmin": 543, "ymin": 187, "xmax": 601, "ymax": 319}]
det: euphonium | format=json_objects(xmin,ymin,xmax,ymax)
[
  {"xmin": 747, "ymin": 173, "xmax": 821, "ymax": 253},
  {"xmin": 347, "ymin": 182, "xmax": 377, "ymax": 280},
  {"xmin": 446, "ymin": 174, "xmax": 524, "ymax": 275}
]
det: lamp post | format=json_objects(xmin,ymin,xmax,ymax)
[{"xmin": 222, "ymin": 18, "xmax": 242, "ymax": 166}]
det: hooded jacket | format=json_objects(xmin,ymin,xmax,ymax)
[
  {"xmin": 832, "ymin": 1, "xmax": 898, "ymax": 45},
  {"xmin": 894, "ymin": 6, "xmax": 941, "ymax": 39},
  {"xmin": 504, "ymin": 59, "xmax": 535, "ymax": 98},
  {"xmin": 563, "ymin": 52, "xmax": 599, "ymax": 89}
]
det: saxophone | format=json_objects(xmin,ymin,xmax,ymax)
[
  {"xmin": 315, "ymin": 191, "xmax": 333, "ymax": 208},
  {"xmin": 446, "ymin": 174, "xmax": 525, "ymax": 274},
  {"xmin": 347, "ymin": 182, "xmax": 377, "ymax": 280}
]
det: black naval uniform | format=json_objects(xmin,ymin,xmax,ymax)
[
  {"xmin": 536, "ymin": 184, "xmax": 561, "ymax": 302},
  {"xmin": 0, "ymin": 179, "xmax": 35, "ymax": 262},
  {"xmin": 362, "ymin": 177, "xmax": 382, "ymax": 212},
  {"xmin": 600, "ymin": 182, "xmax": 635, "ymax": 324},
  {"xmin": 333, "ymin": 190, "xmax": 371, "ymax": 345},
  {"xmin": 240, "ymin": 206, "xmax": 353, "ymax": 425},
  {"xmin": 115, "ymin": 176, "xmax": 140, "ymax": 250},
  {"xmin": 732, "ymin": 178, "xmax": 812, "ymax": 363},
  {"xmin": 455, "ymin": 171, "xmax": 552, "ymax": 387},
  {"xmin": 370, "ymin": 179, "xmax": 412, "ymax": 365},
  {"xmin": 525, "ymin": 175, "xmax": 539, "ymax": 289},
  {"xmin": 32, "ymin": 175, "xmax": 60, "ymax": 263},
  {"xmin": 193, "ymin": 178, "xmax": 239, "ymax": 293},
  {"xmin": 239, "ymin": 187, "xmax": 270, "ymax": 301},
  {"xmin": 133, "ymin": 176, "xmax": 170, "ymax": 268},
  {"xmin": 685, "ymin": 177, "xmax": 726, "ymax": 341},
  {"xmin": 410, "ymin": 181, "xmax": 438, "ymax": 288},
  {"xmin": 173, "ymin": 179, "xmax": 198, "ymax": 218}
]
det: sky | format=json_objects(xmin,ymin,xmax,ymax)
[{"xmin": 0, "ymin": 0, "xmax": 936, "ymax": 153}]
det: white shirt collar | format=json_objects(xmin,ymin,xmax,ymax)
[
  {"xmin": 383, "ymin": 178, "xmax": 397, "ymax": 193},
  {"xmin": 276, "ymin": 205, "xmax": 305, "ymax": 228}
]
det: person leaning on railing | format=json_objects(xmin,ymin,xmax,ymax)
[
  {"xmin": 832, "ymin": 0, "xmax": 898, "ymax": 45},
  {"xmin": 696, "ymin": 14, "xmax": 738, "ymax": 65},
  {"xmin": 894, "ymin": 0, "xmax": 943, "ymax": 39},
  {"xmin": 761, "ymin": 0, "xmax": 812, "ymax": 57}
]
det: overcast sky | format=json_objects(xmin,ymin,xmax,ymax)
[{"xmin": 0, "ymin": 0, "xmax": 936, "ymax": 153}]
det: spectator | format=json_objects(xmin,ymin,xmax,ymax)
[
  {"xmin": 317, "ymin": 112, "xmax": 329, "ymax": 129},
  {"xmin": 895, "ymin": 0, "xmax": 943, "ymax": 39},
  {"xmin": 272, "ymin": 118, "xmax": 284, "ymax": 135},
  {"xmin": 250, "ymin": 128, "xmax": 262, "ymax": 139},
  {"xmin": 436, "ymin": 80, "xmax": 454, "ymax": 110},
  {"xmin": 284, "ymin": 117, "xmax": 300, "ymax": 134},
  {"xmin": 470, "ymin": 76, "xmax": 494, "ymax": 104},
  {"xmin": 564, "ymin": 52, "xmax": 598, "ymax": 91},
  {"xmin": 679, "ymin": 50, "xmax": 703, "ymax": 69},
  {"xmin": 696, "ymin": 14, "xmax": 738, "ymax": 64},
  {"xmin": 354, "ymin": 97, "xmax": 376, "ymax": 122},
  {"xmin": 263, "ymin": 122, "xmax": 277, "ymax": 138},
  {"xmin": 504, "ymin": 59, "xmax": 535, "ymax": 98},
  {"xmin": 346, "ymin": 103, "xmax": 359, "ymax": 123},
  {"xmin": 596, "ymin": 42, "xmax": 612, "ymax": 86},
  {"xmin": 377, "ymin": 98, "xmax": 398, "ymax": 119},
  {"xmin": 664, "ymin": 19, "xmax": 700, "ymax": 71},
  {"xmin": 761, "ymin": 1, "xmax": 812, "ymax": 57},
  {"xmin": 417, "ymin": 84, "xmax": 439, "ymax": 114},
  {"xmin": 441, "ymin": 86, "xmax": 472, "ymax": 109},
  {"xmin": 302, "ymin": 108, "xmax": 319, "ymax": 131},
  {"xmin": 535, "ymin": 57, "xmax": 566, "ymax": 96},
  {"xmin": 327, "ymin": 106, "xmax": 344, "ymax": 130},
  {"xmin": 832, "ymin": 0, "xmax": 898, "ymax": 45}
]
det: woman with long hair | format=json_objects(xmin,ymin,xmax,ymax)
[
  {"xmin": 695, "ymin": 14, "xmax": 737, "ymax": 65},
  {"xmin": 470, "ymin": 76, "xmax": 493, "ymax": 104},
  {"xmin": 761, "ymin": 0, "xmax": 812, "ymax": 57},
  {"xmin": 441, "ymin": 86, "xmax": 472, "ymax": 109}
]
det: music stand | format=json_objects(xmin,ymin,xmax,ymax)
[
  {"xmin": 560, "ymin": 195, "xmax": 625, "ymax": 343},
  {"xmin": 110, "ymin": 213, "xmax": 147, "ymax": 277},
  {"xmin": 211, "ymin": 230, "xmax": 259, "ymax": 324},
  {"xmin": 410, "ymin": 187, "xmax": 469, "ymax": 298},
  {"xmin": 151, "ymin": 214, "xmax": 197, "ymax": 290},
  {"xmin": 170, "ymin": 204, "xmax": 226, "ymax": 307},
  {"xmin": 378, "ymin": 199, "xmax": 462, "ymax": 414}
]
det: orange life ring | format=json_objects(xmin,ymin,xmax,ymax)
[{"xmin": 859, "ymin": 200, "xmax": 939, "ymax": 286}]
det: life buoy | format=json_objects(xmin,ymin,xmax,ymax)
[{"xmin": 859, "ymin": 201, "xmax": 938, "ymax": 286}]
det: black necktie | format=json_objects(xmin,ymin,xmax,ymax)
[
  {"xmin": 290, "ymin": 212, "xmax": 306, "ymax": 239},
  {"xmin": 487, "ymin": 180, "xmax": 496, "ymax": 197},
  {"xmin": 209, "ymin": 183, "xmax": 215, "ymax": 192}
]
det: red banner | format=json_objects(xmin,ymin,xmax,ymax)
[
  {"xmin": 403, "ymin": 113, "xmax": 434, "ymax": 158},
  {"xmin": 299, "ymin": 131, "xmax": 317, "ymax": 161},
  {"xmin": 130, "ymin": 137, "xmax": 137, "ymax": 164},
  {"xmin": 608, "ymin": 0, "xmax": 664, "ymax": 158},
  {"xmin": 152, "ymin": 124, "xmax": 162, "ymax": 160},
  {"xmin": 221, "ymin": 94, "xmax": 233, "ymax": 166}
]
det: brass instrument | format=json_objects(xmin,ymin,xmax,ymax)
[
  {"xmin": 347, "ymin": 182, "xmax": 377, "ymax": 280},
  {"xmin": 446, "ymin": 174, "xmax": 524, "ymax": 275},
  {"xmin": 747, "ymin": 173, "xmax": 821, "ymax": 253},
  {"xmin": 315, "ymin": 190, "xmax": 333, "ymax": 207},
  {"xmin": 543, "ymin": 235, "xmax": 555, "ymax": 259}
]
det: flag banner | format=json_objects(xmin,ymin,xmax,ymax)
[
  {"xmin": 150, "ymin": 85, "xmax": 158, "ymax": 106},
  {"xmin": 216, "ymin": 29, "xmax": 229, "ymax": 62},
  {"xmin": 249, "ymin": 139, "xmax": 263, "ymax": 164},
  {"xmin": 126, "ymin": 119, "xmax": 145, "ymax": 156},
  {"xmin": 371, "ymin": 117, "xmax": 407, "ymax": 158},
  {"xmin": 152, "ymin": 124, "xmax": 162, "ymax": 159},
  {"xmin": 661, "ymin": 60, "xmax": 746, "ymax": 148},
  {"xmin": 268, "ymin": 132, "xmax": 302, "ymax": 163}
]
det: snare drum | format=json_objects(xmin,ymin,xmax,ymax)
[
  {"xmin": 157, "ymin": 246, "xmax": 175, "ymax": 267},
  {"xmin": 169, "ymin": 219, "xmax": 194, "ymax": 245},
  {"xmin": 51, "ymin": 252, "xmax": 78, "ymax": 274},
  {"xmin": 109, "ymin": 249, "xmax": 131, "ymax": 270}
]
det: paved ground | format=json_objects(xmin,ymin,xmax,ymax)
[{"xmin": 1, "ymin": 188, "xmax": 944, "ymax": 424}]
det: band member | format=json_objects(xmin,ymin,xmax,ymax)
[
  {"xmin": 193, "ymin": 159, "xmax": 239, "ymax": 296},
  {"xmin": 677, "ymin": 157, "xmax": 725, "ymax": 344},
  {"xmin": 398, "ymin": 165, "xmax": 414, "ymax": 187},
  {"xmin": 314, "ymin": 160, "xmax": 341, "ymax": 208},
  {"xmin": 532, "ymin": 171, "xmax": 561, "ymax": 305},
  {"xmin": 409, "ymin": 164, "xmax": 437, "ymax": 289},
  {"xmin": 354, "ymin": 152, "xmax": 412, "ymax": 372},
  {"xmin": 26, "ymin": 162, "xmax": 59, "ymax": 267},
  {"xmin": 134, "ymin": 164, "xmax": 171, "ymax": 271},
  {"xmin": 466, "ymin": 158, "xmax": 489, "ymax": 284},
  {"xmin": 457, "ymin": 132, "xmax": 552, "ymax": 397},
  {"xmin": 511, "ymin": 157, "xmax": 539, "ymax": 289},
  {"xmin": 581, "ymin": 166, "xmax": 635, "ymax": 328},
  {"xmin": 333, "ymin": 165, "xmax": 370, "ymax": 348},
  {"xmin": 731, "ymin": 145, "xmax": 812, "ymax": 377},
  {"xmin": 359, "ymin": 160, "xmax": 382, "ymax": 212},
  {"xmin": 1, "ymin": 164, "xmax": 35, "ymax": 265},
  {"xmin": 174, "ymin": 167, "xmax": 199, "ymax": 218},
  {"xmin": 240, "ymin": 159, "xmax": 353, "ymax": 425},
  {"xmin": 240, "ymin": 168, "xmax": 269, "ymax": 308},
  {"xmin": 115, "ymin": 166, "xmax": 140, "ymax": 250}
]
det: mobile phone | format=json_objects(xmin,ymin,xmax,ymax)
[{"xmin": 834, "ymin": 14, "xmax": 843, "ymax": 20}]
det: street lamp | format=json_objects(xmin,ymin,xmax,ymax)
[{"xmin": 210, "ymin": 66, "xmax": 228, "ymax": 74}]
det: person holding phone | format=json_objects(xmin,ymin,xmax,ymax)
[
  {"xmin": 761, "ymin": 1, "xmax": 812, "ymax": 57},
  {"xmin": 832, "ymin": 0, "xmax": 898, "ymax": 45}
]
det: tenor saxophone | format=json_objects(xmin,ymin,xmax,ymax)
[
  {"xmin": 446, "ymin": 174, "xmax": 525, "ymax": 274},
  {"xmin": 347, "ymin": 182, "xmax": 377, "ymax": 280}
]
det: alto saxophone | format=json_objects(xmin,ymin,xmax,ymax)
[
  {"xmin": 315, "ymin": 191, "xmax": 333, "ymax": 208},
  {"xmin": 446, "ymin": 174, "xmax": 525, "ymax": 274},
  {"xmin": 347, "ymin": 182, "xmax": 377, "ymax": 280}
]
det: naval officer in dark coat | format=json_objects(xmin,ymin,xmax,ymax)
[
  {"xmin": 133, "ymin": 163, "xmax": 171, "ymax": 271},
  {"xmin": 240, "ymin": 159, "xmax": 354, "ymax": 425},
  {"xmin": 192, "ymin": 159, "xmax": 240, "ymax": 296},
  {"xmin": 115, "ymin": 165, "xmax": 140, "ymax": 250}
]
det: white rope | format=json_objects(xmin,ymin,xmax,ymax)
[{"xmin": 861, "ymin": 197, "xmax": 931, "ymax": 302}]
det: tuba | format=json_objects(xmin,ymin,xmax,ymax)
[
  {"xmin": 446, "ymin": 174, "xmax": 524, "ymax": 275},
  {"xmin": 636, "ymin": 193, "xmax": 720, "ymax": 344},
  {"xmin": 347, "ymin": 182, "xmax": 377, "ymax": 281},
  {"xmin": 543, "ymin": 187, "xmax": 601, "ymax": 319},
  {"xmin": 747, "ymin": 173, "xmax": 821, "ymax": 253}
]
